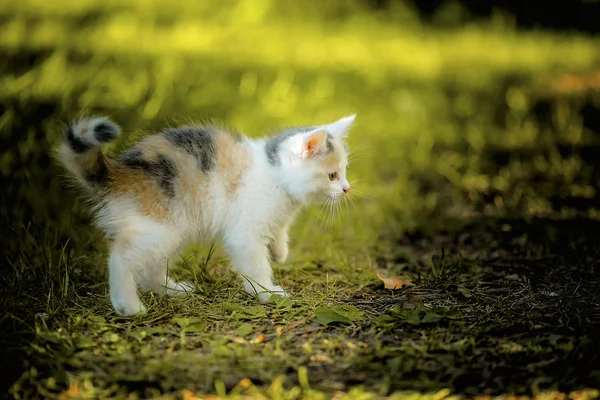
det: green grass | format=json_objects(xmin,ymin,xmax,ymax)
[{"xmin": 2, "ymin": 0, "xmax": 600, "ymax": 398}]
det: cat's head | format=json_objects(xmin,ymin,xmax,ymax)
[{"xmin": 272, "ymin": 115, "xmax": 355, "ymax": 204}]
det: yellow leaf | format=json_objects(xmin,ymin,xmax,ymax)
[
  {"xmin": 253, "ymin": 334, "xmax": 265, "ymax": 344},
  {"xmin": 58, "ymin": 383, "xmax": 80, "ymax": 400},
  {"xmin": 239, "ymin": 378, "xmax": 252, "ymax": 389},
  {"xmin": 376, "ymin": 271, "xmax": 413, "ymax": 289}
]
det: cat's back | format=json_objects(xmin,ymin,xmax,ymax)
[
  {"xmin": 113, "ymin": 125, "xmax": 253, "ymax": 214},
  {"xmin": 117, "ymin": 124, "xmax": 250, "ymax": 175}
]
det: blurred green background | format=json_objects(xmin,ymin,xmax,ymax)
[
  {"xmin": 2, "ymin": 0, "xmax": 600, "ymax": 299},
  {"xmin": 1, "ymin": 0, "xmax": 600, "ymax": 394}
]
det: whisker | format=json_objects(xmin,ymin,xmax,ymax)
[
  {"xmin": 347, "ymin": 193, "xmax": 359, "ymax": 212},
  {"xmin": 318, "ymin": 198, "xmax": 329, "ymax": 229},
  {"xmin": 330, "ymin": 196, "xmax": 339, "ymax": 228},
  {"xmin": 348, "ymin": 190, "xmax": 371, "ymax": 200},
  {"xmin": 349, "ymin": 179, "xmax": 365, "ymax": 184},
  {"xmin": 325, "ymin": 196, "xmax": 334, "ymax": 232},
  {"xmin": 348, "ymin": 143, "xmax": 373, "ymax": 156},
  {"xmin": 330, "ymin": 197, "xmax": 337, "ymax": 229},
  {"xmin": 322, "ymin": 196, "xmax": 334, "ymax": 229},
  {"xmin": 329, "ymin": 199, "xmax": 336, "ymax": 231},
  {"xmin": 347, "ymin": 151, "xmax": 370, "ymax": 161},
  {"xmin": 344, "ymin": 196, "xmax": 350, "ymax": 221}
]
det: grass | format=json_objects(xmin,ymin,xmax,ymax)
[{"xmin": 2, "ymin": 0, "xmax": 600, "ymax": 398}]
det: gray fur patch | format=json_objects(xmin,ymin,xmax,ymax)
[
  {"xmin": 326, "ymin": 133, "xmax": 334, "ymax": 154},
  {"xmin": 163, "ymin": 127, "xmax": 216, "ymax": 172},
  {"xmin": 93, "ymin": 121, "xmax": 119, "ymax": 143},
  {"xmin": 265, "ymin": 126, "xmax": 316, "ymax": 165}
]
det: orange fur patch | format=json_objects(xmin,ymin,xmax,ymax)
[
  {"xmin": 108, "ymin": 163, "xmax": 170, "ymax": 221},
  {"xmin": 214, "ymin": 131, "xmax": 251, "ymax": 197},
  {"xmin": 108, "ymin": 135, "xmax": 186, "ymax": 220},
  {"xmin": 303, "ymin": 130, "xmax": 327, "ymax": 158}
]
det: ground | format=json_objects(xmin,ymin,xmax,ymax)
[{"xmin": 1, "ymin": 0, "xmax": 600, "ymax": 399}]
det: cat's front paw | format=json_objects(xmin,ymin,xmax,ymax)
[
  {"xmin": 270, "ymin": 243, "xmax": 289, "ymax": 264},
  {"xmin": 256, "ymin": 285, "xmax": 289, "ymax": 303},
  {"xmin": 112, "ymin": 298, "xmax": 147, "ymax": 317}
]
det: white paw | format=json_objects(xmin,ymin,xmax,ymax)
[
  {"xmin": 256, "ymin": 285, "xmax": 289, "ymax": 303},
  {"xmin": 112, "ymin": 298, "xmax": 147, "ymax": 317}
]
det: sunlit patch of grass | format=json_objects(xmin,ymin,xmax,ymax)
[{"xmin": 2, "ymin": 0, "xmax": 600, "ymax": 398}]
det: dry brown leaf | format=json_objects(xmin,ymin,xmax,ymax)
[{"xmin": 376, "ymin": 272, "xmax": 413, "ymax": 289}]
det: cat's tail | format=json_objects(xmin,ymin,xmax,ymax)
[{"xmin": 57, "ymin": 116, "xmax": 120, "ymax": 194}]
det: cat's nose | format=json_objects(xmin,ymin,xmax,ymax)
[{"xmin": 343, "ymin": 187, "xmax": 350, "ymax": 194}]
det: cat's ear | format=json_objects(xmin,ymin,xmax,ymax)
[
  {"xmin": 301, "ymin": 130, "xmax": 329, "ymax": 158},
  {"xmin": 327, "ymin": 114, "xmax": 356, "ymax": 140}
]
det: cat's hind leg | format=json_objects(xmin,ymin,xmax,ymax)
[
  {"xmin": 140, "ymin": 273, "xmax": 195, "ymax": 297},
  {"xmin": 108, "ymin": 222, "xmax": 185, "ymax": 316},
  {"xmin": 134, "ymin": 233, "xmax": 194, "ymax": 298},
  {"xmin": 108, "ymin": 240, "xmax": 148, "ymax": 317}
]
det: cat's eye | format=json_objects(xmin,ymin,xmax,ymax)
[{"xmin": 328, "ymin": 172, "xmax": 338, "ymax": 181}]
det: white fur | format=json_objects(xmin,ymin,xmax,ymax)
[{"xmin": 85, "ymin": 115, "xmax": 355, "ymax": 316}]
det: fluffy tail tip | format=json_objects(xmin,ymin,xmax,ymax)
[{"xmin": 66, "ymin": 117, "xmax": 120, "ymax": 151}]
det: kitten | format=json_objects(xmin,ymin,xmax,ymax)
[{"xmin": 57, "ymin": 114, "xmax": 355, "ymax": 316}]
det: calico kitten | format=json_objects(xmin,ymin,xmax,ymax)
[{"xmin": 57, "ymin": 114, "xmax": 355, "ymax": 316}]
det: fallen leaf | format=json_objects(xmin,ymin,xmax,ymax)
[
  {"xmin": 331, "ymin": 305, "xmax": 364, "ymax": 321},
  {"xmin": 402, "ymin": 310, "xmax": 421, "ymax": 325},
  {"xmin": 314, "ymin": 305, "xmax": 364, "ymax": 325},
  {"xmin": 268, "ymin": 294, "xmax": 294, "ymax": 308},
  {"xmin": 421, "ymin": 312, "xmax": 443, "ymax": 323},
  {"xmin": 223, "ymin": 303, "xmax": 267, "ymax": 319},
  {"xmin": 174, "ymin": 317, "xmax": 205, "ymax": 333},
  {"xmin": 235, "ymin": 323, "xmax": 253, "ymax": 337},
  {"xmin": 376, "ymin": 271, "xmax": 413, "ymax": 289}
]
